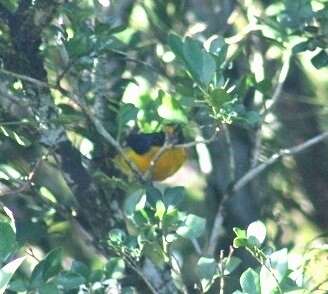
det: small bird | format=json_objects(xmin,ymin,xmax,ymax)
[{"xmin": 114, "ymin": 126, "xmax": 187, "ymax": 181}]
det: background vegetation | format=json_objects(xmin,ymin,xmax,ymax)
[{"xmin": 0, "ymin": 0, "xmax": 328, "ymax": 293}]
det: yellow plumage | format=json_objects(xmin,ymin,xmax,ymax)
[{"xmin": 115, "ymin": 146, "xmax": 187, "ymax": 181}]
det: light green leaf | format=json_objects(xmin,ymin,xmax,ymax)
[
  {"xmin": 240, "ymin": 268, "xmax": 261, "ymax": 294},
  {"xmin": 247, "ymin": 220, "xmax": 266, "ymax": 246},
  {"xmin": 260, "ymin": 248, "xmax": 288, "ymax": 294},
  {"xmin": 176, "ymin": 214, "xmax": 206, "ymax": 239},
  {"xmin": 155, "ymin": 201, "xmax": 166, "ymax": 221},
  {"xmin": 0, "ymin": 257, "xmax": 25, "ymax": 294},
  {"xmin": 196, "ymin": 257, "xmax": 218, "ymax": 292}
]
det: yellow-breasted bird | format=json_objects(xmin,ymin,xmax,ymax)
[{"xmin": 114, "ymin": 126, "xmax": 187, "ymax": 181}]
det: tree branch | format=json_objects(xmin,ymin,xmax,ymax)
[
  {"xmin": 251, "ymin": 51, "xmax": 291, "ymax": 167},
  {"xmin": 206, "ymin": 130, "xmax": 328, "ymax": 256}
]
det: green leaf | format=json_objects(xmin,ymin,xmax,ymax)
[
  {"xmin": 155, "ymin": 201, "xmax": 166, "ymax": 221},
  {"xmin": 163, "ymin": 186, "xmax": 185, "ymax": 207},
  {"xmin": 38, "ymin": 282, "xmax": 58, "ymax": 294},
  {"xmin": 146, "ymin": 186, "xmax": 162, "ymax": 208},
  {"xmin": 0, "ymin": 222, "xmax": 17, "ymax": 262},
  {"xmin": 183, "ymin": 37, "xmax": 216, "ymax": 86},
  {"xmin": 233, "ymin": 237, "xmax": 248, "ymax": 248},
  {"xmin": 118, "ymin": 103, "xmax": 139, "ymax": 126},
  {"xmin": 8, "ymin": 278, "xmax": 29, "ymax": 292},
  {"xmin": 176, "ymin": 214, "xmax": 206, "ymax": 239},
  {"xmin": 70, "ymin": 261, "xmax": 90, "ymax": 279},
  {"xmin": 30, "ymin": 248, "xmax": 63, "ymax": 288},
  {"xmin": 208, "ymin": 88, "xmax": 233, "ymax": 110},
  {"xmin": 124, "ymin": 190, "xmax": 147, "ymax": 216},
  {"xmin": 0, "ymin": 257, "xmax": 25, "ymax": 294},
  {"xmin": 196, "ymin": 257, "xmax": 218, "ymax": 292},
  {"xmin": 56, "ymin": 271, "xmax": 86, "ymax": 290},
  {"xmin": 106, "ymin": 257, "xmax": 125, "ymax": 280},
  {"xmin": 311, "ymin": 50, "xmax": 328, "ymax": 69},
  {"xmin": 240, "ymin": 268, "xmax": 261, "ymax": 294},
  {"xmin": 162, "ymin": 207, "xmax": 180, "ymax": 230},
  {"xmin": 233, "ymin": 227, "xmax": 247, "ymax": 239},
  {"xmin": 247, "ymin": 221, "xmax": 266, "ymax": 246},
  {"xmin": 108, "ymin": 229, "xmax": 126, "ymax": 246},
  {"xmin": 292, "ymin": 40, "xmax": 311, "ymax": 54},
  {"xmin": 260, "ymin": 248, "xmax": 288, "ymax": 294},
  {"xmin": 223, "ymin": 256, "xmax": 242, "ymax": 275},
  {"xmin": 0, "ymin": 0, "xmax": 18, "ymax": 13},
  {"xmin": 208, "ymin": 36, "xmax": 228, "ymax": 66},
  {"xmin": 168, "ymin": 33, "xmax": 184, "ymax": 60},
  {"xmin": 143, "ymin": 243, "xmax": 167, "ymax": 268}
]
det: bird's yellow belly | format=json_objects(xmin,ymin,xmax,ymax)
[{"xmin": 124, "ymin": 147, "xmax": 187, "ymax": 181}]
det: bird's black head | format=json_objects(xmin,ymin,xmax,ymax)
[{"xmin": 126, "ymin": 132, "xmax": 165, "ymax": 154}]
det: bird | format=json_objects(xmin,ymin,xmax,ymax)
[{"xmin": 114, "ymin": 126, "xmax": 187, "ymax": 181}]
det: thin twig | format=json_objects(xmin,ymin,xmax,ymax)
[
  {"xmin": 0, "ymin": 68, "xmax": 145, "ymax": 181},
  {"xmin": 234, "ymin": 131, "xmax": 328, "ymax": 192},
  {"xmin": 0, "ymin": 152, "xmax": 49, "ymax": 197},
  {"xmin": 251, "ymin": 51, "xmax": 291, "ymax": 167},
  {"xmin": 219, "ymin": 250, "xmax": 225, "ymax": 294},
  {"xmin": 221, "ymin": 124, "xmax": 235, "ymax": 183},
  {"xmin": 207, "ymin": 131, "xmax": 328, "ymax": 256},
  {"xmin": 143, "ymin": 129, "xmax": 220, "ymax": 181}
]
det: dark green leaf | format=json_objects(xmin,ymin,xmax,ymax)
[
  {"xmin": 168, "ymin": 33, "xmax": 184, "ymax": 60},
  {"xmin": 30, "ymin": 248, "xmax": 63, "ymax": 288},
  {"xmin": 0, "ymin": 0, "xmax": 18, "ymax": 13},
  {"xmin": 183, "ymin": 37, "xmax": 216, "ymax": 86},
  {"xmin": 8, "ymin": 278, "xmax": 29, "ymax": 292},
  {"xmin": 292, "ymin": 40, "xmax": 311, "ymax": 54},
  {"xmin": 38, "ymin": 282, "xmax": 58, "ymax": 294},
  {"xmin": 224, "ymin": 256, "xmax": 242, "ymax": 275},
  {"xmin": 163, "ymin": 186, "xmax": 185, "ymax": 207},
  {"xmin": 208, "ymin": 88, "xmax": 233, "ymax": 110},
  {"xmin": 118, "ymin": 103, "xmax": 139, "ymax": 126},
  {"xmin": 311, "ymin": 50, "xmax": 328, "ymax": 69},
  {"xmin": 106, "ymin": 257, "xmax": 125, "ymax": 279},
  {"xmin": 56, "ymin": 271, "xmax": 86, "ymax": 290},
  {"xmin": 146, "ymin": 186, "xmax": 162, "ymax": 208},
  {"xmin": 124, "ymin": 190, "xmax": 147, "ymax": 216},
  {"xmin": 0, "ymin": 222, "xmax": 16, "ymax": 262},
  {"xmin": 71, "ymin": 261, "xmax": 90, "ymax": 279}
]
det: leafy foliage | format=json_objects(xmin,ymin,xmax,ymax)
[{"xmin": 0, "ymin": 0, "xmax": 328, "ymax": 293}]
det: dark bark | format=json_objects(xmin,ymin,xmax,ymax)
[{"xmin": 277, "ymin": 62, "xmax": 328, "ymax": 229}]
